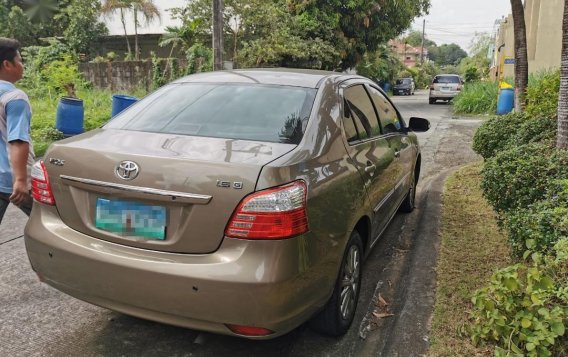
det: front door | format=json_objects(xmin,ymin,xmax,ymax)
[{"xmin": 341, "ymin": 83, "xmax": 399, "ymax": 243}]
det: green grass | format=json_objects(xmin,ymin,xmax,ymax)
[
  {"xmin": 29, "ymin": 87, "xmax": 147, "ymax": 157},
  {"xmin": 452, "ymin": 81, "xmax": 499, "ymax": 115},
  {"xmin": 428, "ymin": 162, "xmax": 512, "ymax": 356}
]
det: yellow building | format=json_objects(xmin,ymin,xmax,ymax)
[{"xmin": 492, "ymin": 0, "xmax": 563, "ymax": 80}]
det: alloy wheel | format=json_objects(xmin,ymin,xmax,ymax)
[{"xmin": 340, "ymin": 244, "xmax": 361, "ymax": 320}]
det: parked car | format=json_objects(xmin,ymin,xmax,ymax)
[
  {"xmin": 393, "ymin": 77, "xmax": 415, "ymax": 95},
  {"xmin": 25, "ymin": 69, "xmax": 430, "ymax": 339},
  {"xmin": 429, "ymin": 74, "xmax": 463, "ymax": 104}
]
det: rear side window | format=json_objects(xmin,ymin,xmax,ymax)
[
  {"xmin": 433, "ymin": 76, "xmax": 460, "ymax": 84},
  {"xmin": 105, "ymin": 83, "xmax": 317, "ymax": 144}
]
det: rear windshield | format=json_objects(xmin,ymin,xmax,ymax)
[
  {"xmin": 433, "ymin": 76, "xmax": 460, "ymax": 84},
  {"xmin": 105, "ymin": 83, "xmax": 317, "ymax": 144},
  {"xmin": 396, "ymin": 78, "xmax": 412, "ymax": 85}
]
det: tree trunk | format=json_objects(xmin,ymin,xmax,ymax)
[
  {"xmin": 134, "ymin": 9, "xmax": 139, "ymax": 61},
  {"xmin": 212, "ymin": 0, "xmax": 224, "ymax": 71},
  {"xmin": 558, "ymin": 0, "xmax": 568, "ymax": 150},
  {"xmin": 120, "ymin": 9, "xmax": 131, "ymax": 58},
  {"xmin": 510, "ymin": 0, "xmax": 529, "ymax": 113}
]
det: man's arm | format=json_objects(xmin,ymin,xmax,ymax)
[
  {"xmin": 9, "ymin": 140, "xmax": 30, "ymax": 206},
  {"xmin": 5, "ymin": 97, "xmax": 32, "ymax": 206}
]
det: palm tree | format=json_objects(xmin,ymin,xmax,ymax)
[
  {"xmin": 101, "ymin": 0, "xmax": 133, "ymax": 58},
  {"xmin": 558, "ymin": 0, "xmax": 568, "ymax": 150},
  {"xmin": 159, "ymin": 20, "xmax": 202, "ymax": 77},
  {"xmin": 510, "ymin": 0, "xmax": 529, "ymax": 113},
  {"xmin": 131, "ymin": 0, "xmax": 161, "ymax": 60},
  {"xmin": 22, "ymin": 0, "xmax": 59, "ymax": 23},
  {"xmin": 159, "ymin": 19, "xmax": 202, "ymax": 58}
]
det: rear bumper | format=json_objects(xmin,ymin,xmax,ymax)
[
  {"xmin": 429, "ymin": 90, "xmax": 459, "ymax": 99},
  {"xmin": 24, "ymin": 206, "xmax": 329, "ymax": 339}
]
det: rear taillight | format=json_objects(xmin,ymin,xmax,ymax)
[
  {"xmin": 457, "ymin": 85, "xmax": 463, "ymax": 91},
  {"xmin": 225, "ymin": 180, "xmax": 308, "ymax": 240},
  {"xmin": 31, "ymin": 160, "xmax": 55, "ymax": 206}
]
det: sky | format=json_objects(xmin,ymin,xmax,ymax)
[{"xmin": 106, "ymin": 0, "xmax": 513, "ymax": 53}]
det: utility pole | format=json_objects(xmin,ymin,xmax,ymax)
[
  {"xmin": 213, "ymin": 0, "xmax": 224, "ymax": 71},
  {"xmin": 420, "ymin": 19, "xmax": 426, "ymax": 65}
]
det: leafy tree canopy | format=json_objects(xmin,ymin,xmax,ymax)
[
  {"xmin": 404, "ymin": 30, "xmax": 436, "ymax": 48},
  {"xmin": 288, "ymin": 0, "xmax": 431, "ymax": 69},
  {"xmin": 172, "ymin": 0, "xmax": 430, "ymax": 70},
  {"xmin": 429, "ymin": 43, "xmax": 468, "ymax": 66}
]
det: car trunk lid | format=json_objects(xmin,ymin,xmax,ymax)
[{"xmin": 44, "ymin": 129, "xmax": 296, "ymax": 254}]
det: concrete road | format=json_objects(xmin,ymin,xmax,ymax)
[{"xmin": 0, "ymin": 90, "xmax": 482, "ymax": 357}]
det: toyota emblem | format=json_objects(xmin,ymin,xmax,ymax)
[{"xmin": 115, "ymin": 161, "xmax": 140, "ymax": 180}]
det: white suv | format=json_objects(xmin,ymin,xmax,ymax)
[{"xmin": 429, "ymin": 74, "xmax": 463, "ymax": 104}]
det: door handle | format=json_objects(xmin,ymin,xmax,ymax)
[
  {"xmin": 394, "ymin": 150, "xmax": 401, "ymax": 158},
  {"xmin": 364, "ymin": 163, "xmax": 376, "ymax": 173}
]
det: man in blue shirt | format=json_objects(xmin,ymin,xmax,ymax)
[{"xmin": 0, "ymin": 38, "xmax": 34, "ymax": 224}]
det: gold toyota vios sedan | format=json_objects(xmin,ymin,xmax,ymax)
[{"xmin": 25, "ymin": 69, "xmax": 430, "ymax": 339}]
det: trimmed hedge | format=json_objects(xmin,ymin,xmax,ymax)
[
  {"xmin": 472, "ymin": 113, "xmax": 557, "ymax": 159},
  {"xmin": 505, "ymin": 180, "xmax": 568, "ymax": 257},
  {"xmin": 481, "ymin": 143, "xmax": 568, "ymax": 215}
]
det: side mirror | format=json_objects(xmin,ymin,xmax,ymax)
[{"xmin": 408, "ymin": 117, "xmax": 430, "ymax": 132}]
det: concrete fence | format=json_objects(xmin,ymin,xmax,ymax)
[{"xmin": 79, "ymin": 59, "xmax": 189, "ymax": 92}]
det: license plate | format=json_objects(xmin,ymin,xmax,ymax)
[
  {"xmin": 95, "ymin": 198, "xmax": 166, "ymax": 240},
  {"xmin": 441, "ymin": 87, "xmax": 451, "ymax": 91}
]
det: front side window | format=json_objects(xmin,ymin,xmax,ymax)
[
  {"xmin": 105, "ymin": 83, "xmax": 317, "ymax": 144},
  {"xmin": 367, "ymin": 86, "xmax": 403, "ymax": 135}
]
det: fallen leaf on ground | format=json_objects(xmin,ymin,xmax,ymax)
[{"xmin": 373, "ymin": 312, "xmax": 395, "ymax": 319}]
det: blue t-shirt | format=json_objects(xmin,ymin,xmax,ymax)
[{"xmin": 0, "ymin": 80, "xmax": 34, "ymax": 194}]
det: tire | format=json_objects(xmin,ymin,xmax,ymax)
[
  {"xmin": 399, "ymin": 169, "xmax": 417, "ymax": 213},
  {"xmin": 310, "ymin": 231, "xmax": 363, "ymax": 336},
  {"xmin": 429, "ymin": 98, "xmax": 436, "ymax": 104}
]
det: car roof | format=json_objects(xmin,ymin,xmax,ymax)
[
  {"xmin": 435, "ymin": 74, "xmax": 460, "ymax": 77},
  {"xmin": 174, "ymin": 68, "xmax": 347, "ymax": 88}
]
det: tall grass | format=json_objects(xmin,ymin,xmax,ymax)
[
  {"xmin": 29, "ymin": 87, "xmax": 148, "ymax": 157},
  {"xmin": 452, "ymin": 81, "xmax": 499, "ymax": 115}
]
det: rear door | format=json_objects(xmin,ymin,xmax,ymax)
[{"xmin": 340, "ymin": 82, "xmax": 398, "ymax": 240}]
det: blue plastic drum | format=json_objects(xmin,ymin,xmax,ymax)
[
  {"xmin": 112, "ymin": 94, "xmax": 138, "ymax": 117},
  {"xmin": 497, "ymin": 88, "xmax": 515, "ymax": 115},
  {"xmin": 383, "ymin": 82, "xmax": 391, "ymax": 92},
  {"xmin": 56, "ymin": 97, "xmax": 84, "ymax": 136}
]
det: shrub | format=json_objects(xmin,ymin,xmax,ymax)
[
  {"xmin": 526, "ymin": 70, "xmax": 560, "ymax": 120},
  {"xmin": 468, "ymin": 240, "xmax": 568, "ymax": 357},
  {"xmin": 472, "ymin": 113, "xmax": 557, "ymax": 159},
  {"xmin": 505, "ymin": 180, "xmax": 568, "ymax": 257},
  {"xmin": 481, "ymin": 143, "xmax": 568, "ymax": 215},
  {"xmin": 472, "ymin": 113, "xmax": 527, "ymax": 159},
  {"xmin": 453, "ymin": 80, "xmax": 499, "ymax": 115}
]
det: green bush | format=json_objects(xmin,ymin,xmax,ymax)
[
  {"xmin": 472, "ymin": 113, "xmax": 557, "ymax": 159},
  {"xmin": 473, "ymin": 113, "xmax": 527, "ymax": 159},
  {"xmin": 526, "ymin": 70, "xmax": 560, "ymax": 120},
  {"xmin": 468, "ymin": 240, "xmax": 568, "ymax": 357},
  {"xmin": 453, "ymin": 80, "xmax": 499, "ymax": 115},
  {"xmin": 481, "ymin": 143, "xmax": 568, "ymax": 215},
  {"xmin": 505, "ymin": 180, "xmax": 568, "ymax": 257}
]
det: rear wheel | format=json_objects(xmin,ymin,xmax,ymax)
[
  {"xmin": 429, "ymin": 98, "xmax": 436, "ymax": 104},
  {"xmin": 310, "ymin": 231, "xmax": 363, "ymax": 336}
]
